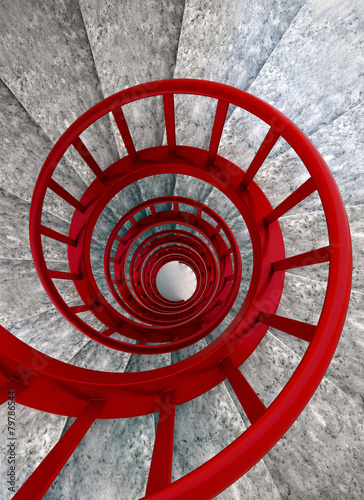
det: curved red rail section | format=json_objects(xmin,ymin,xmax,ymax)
[{"xmin": 0, "ymin": 79, "xmax": 351, "ymax": 499}]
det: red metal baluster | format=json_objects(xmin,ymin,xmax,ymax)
[
  {"xmin": 70, "ymin": 304, "xmax": 90, "ymax": 314},
  {"xmin": 112, "ymin": 107, "xmax": 139, "ymax": 162},
  {"xmin": 72, "ymin": 136, "xmax": 107, "ymax": 183},
  {"xmin": 258, "ymin": 312, "xmax": 317, "ymax": 342},
  {"xmin": 220, "ymin": 357, "xmax": 266, "ymax": 425},
  {"xmin": 241, "ymin": 127, "xmax": 280, "ymax": 189},
  {"xmin": 207, "ymin": 99, "xmax": 229, "ymax": 165},
  {"xmin": 163, "ymin": 94, "xmax": 176, "ymax": 155},
  {"xmin": 48, "ymin": 179, "xmax": 86, "ymax": 213},
  {"xmin": 146, "ymin": 389, "xmax": 176, "ymax": 496},
  {"xmin": 48, "ymin": 270, "xmax": 81, "ymax": 281},
  {"xmin": 272, "ymin": 246, "xmax": 331, "ymax": 272},
  {"xmin": 13, "ymin": 399, "xmax": 106, "ymax": 500},
  {"xmin": 40, "ymin": 225, "xmax": 77, "ymax": 247},
  {"xmin": 265, "ymin": 177, "xmax": 316, "ymax": 225}
]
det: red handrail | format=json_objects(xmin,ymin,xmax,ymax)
[{"xmin": 0, "ymin": 79, "xmax": 351, "ymax": 499}]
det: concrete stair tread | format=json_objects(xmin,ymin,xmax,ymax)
[
  {"xmin": 6, "ymin": 304, "xmax": 90, "ymax": 362},
  {"xmin": 239, "ymin": 331, "xmax": 364, "ymax": 499},
  {"xmin": 0, "ymin": 0, "xmax": 120, "ymax": 185},
  {"xmin": 0, "ymin": 405, "xmax": 67, "ymax": 498},
  {"xmin": 170, "ymin": 358, "xmax": 281, "ymax": 499},
  {"xmin": 271, "ymin": 273, "xmax": 364, "ymax": 407},
  {"xmin": 218, "ymin": 0, "xmax": 364, "ymax": 171},
  {"xmin": 0, "ymin": 0, "xmax": 363, "ymax": 497},
  {"xmin": 0, "ymin": 80, "xmax": 87, "ymax": 223},
  {"xmin": 44, "ymin": 413, "xmax": 155, "ymax": 500},
  {"xmin": 172, "ymin": 0, "xmax": 305, "ymax": 149},
  {"xmin": 251, "ymin": 102, "xmax": 364, "ymax": 218},
  {"xmin": 79, "ymin": 0, "xmax": 185, "ymax": 204},
  {"xmin": 0, "ymin": 259, "xmax": 80, "ymax": 328}
]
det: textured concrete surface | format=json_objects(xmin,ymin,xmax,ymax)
[
  {"xmin": 0, "ymin": 405, "xmax": 66, "ymax": 500},
  {"xmin": 237, "ymin": 332, "xmax": 364, "ymax": 498},
  {"xmin": 70, "ymin": 334, "xmax": 131, "ymax": 372},
  {"xmin": 7, "ymin": 304, "xmax": 89, "ymax": 362},
  {"xmin": 45, "ymin": 414, "xmax": 155, "ymax": 500},
  {"xmin": 219, "ymin": 0, "xmax": 364, "ymax": 174},
  {"xmin": 0, "ymin": 0, "xmax": 363, "ymax": 497},
  {"xmin": 0, "ymin": 80, "xmax": 87, "ymax": 223},
  {"xmin": 79, "ymin": 0, "xmax": 185, "ymax": 202},
  {"xmin": 265, "ymin": 376, "xmax": 364, "ymax": 499},
  {"xmin": 173, "ymin": 0, "xmax": 305, "ymax": 149},
  {"xmin": 272, "ymin": 278, "xmax": 364, "ymax": 409},
  {"xmin": 0, "ymin": 0, "xmax": 120, "ymax": 185},
  {"xmin": 0, "ymin": 188, "xmax": 70, "ymax": 261},
  {"xmin": 0, "ymin": 260, "xmax": 79, "ymax": 328},
  {"xmin": 172, "ymin": 382, "xmax": 281, "ymax": 499}
]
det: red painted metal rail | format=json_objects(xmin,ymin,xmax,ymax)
[{"xmin": 0, "ymin": 79, "xmax": 351, "ymax": 499}]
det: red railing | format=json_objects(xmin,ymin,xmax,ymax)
[{"xmin": 0, "ymin": 79, "xmax": 351, "ymax": 499}]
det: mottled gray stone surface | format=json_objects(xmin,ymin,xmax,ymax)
[
  {"xmin": 219, "ymin": 0, "xmax": 364, "ymax": 173},
  {"xmin": 235, "ymin": 332, "xmax": 364, "ymax": 498},
  {"xmin": 174, "ymin": 175, "xmax": 216, "ymax": 202},
  {"xmin": 273, "ymin": 282, "xmax": 364, "ymax": 408},
  {"xmin": 274, "ymin": 271, "xmax": 326, "ymax": 327},
  {"xmin": 171, "ymin": 338, "xmax": 208, "ymax": 364},
  {"xmin": 138, "ymin": 174, "xmax": 176, "ymax": 212},
  {"xmin": 265, "ymin": 376, "xmax": 364, "ymax": 499},
  {"xmin": 126, "ymin": 350, "xmax": 171, "ymax": 373},
  {"xmin": 45, "ymin": 414, "xmax": 154, "ymax": 500},
  {"xmin": 172, "ymin": 382, "xmax": 280, "ymax": 499},
  {"xmin": 0, "ymin": 0, "xmax": 119, "ymax": 185},
  {"xmin": 173, "ymin": 0, "xmax": 305, "ymax": 148},
  {"xmin": 69, "ymin": 334, "xmax": 131, "ymax": 372},
  {"xmin": 218, "ymin": 108, "xmax": 272, "ymax": 176},
  {"xmin": 7, "ymin": 304, "xmax": 89, "ymax": 361},
  {"xmin": 79, "ymin": 0, "xmax": 185, "ymax": 202},
  {"xmin": 0, "ymin": 188, "xmax": 73, "ymax": 262},
  {"xmin": 249, "ymin": 0, "xmax": 364, "ymax": 135},
  {"xmin": 279, "ymin": 205, "xmax": 363, "ymax": 289},
  {"xmin": 0, "ymin": 405, "xmax": 66, "ymax": 499},
  {"xmin": 0, "ymin": 80, "xmax": 87, "ymax": 222},
  {"xmin": 203, "ymin": 187, "xmax": 240, "ymax": 224},
  {"xmin": 239, "ymin": 332, "xmax": 301, "ymax": 408},
  {"xmin": 278, "ymin": 211, "xmax": 330, "ymax": 283},
  {"xmin": 173, "ymin": 94, "xmax": 216, "ymax": 150},
  {"xmin": 0, "ymin": 259, "xmax": 79, "ymax": 328},
  {"xmin": 251, "ymin": 103, "xmax": 364, "ymax": 217}
]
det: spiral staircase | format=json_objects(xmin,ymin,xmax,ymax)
[{"xmin": 0, "ymin": 0, "xmax": 363, "ymax": 498}]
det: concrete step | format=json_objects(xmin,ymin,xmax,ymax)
[
  {"xmin": 69, "ymin": 335, "xmax": 132, "ymax": 373},
  {"xmin": 235, "ymin": 330, "xmax": 364, "ymax": 498},
  {"xmin": 218, "ymin": 0, "xmax": 364, "ymax": 171},
  {"xmin": 270, "ymin": 271, "xmax": 364, "ymax": 409},
  {"xmin": 6, "ymin": 304, "xmax": 90, "ymax": 362},
  {"xmin": 79, "ymin": 0, "xmax": 185, "ymax": 153},
  {"xmin": 0, "ymin": 404, "xmax": 67, "ymax": 500},
  {"xmin": 0, "ymin": 259, "xmax": 79, "ymax": 329},
  {"xmin": 0, "ymin": 0, "xmax": 120, "ymax": 185},
  {"xmin": 171, "ymin": 0, "xmax": 304, "ymax": 206},
  {"xmin": 44, "ymin": 411, "xmax": 154, "ymax": 500},
  {"xmin": 45, "ymin": 344, "xmax": 171, "ymax": 499},
  {"xmin": 0, "ymin": 80, "xmax": 87, "ymax": 223},
  {"xmin": 171, "ymin": 348, "xmax": 281, "ymax": 499},
  {"xmin": 0, "ymin": 188, "xmax": 70, "ymax": 262},
  {"xmin": 172, "ymin": 0, "xmax": 305, "ymax": 150},
  {"xmin": 277, "ymin": 204, "xmax": 362, "ymax": 287},
  {"xmin": 0, "ymin": 77, "xmax": 123, "ymax": 249},
  {"xmin": 248, "ymin": 102, "xmax": 364, "ymax": 220},
  {"xmin": 79, "ymin": 0, "xmax": 185, "ymax": 205}
]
